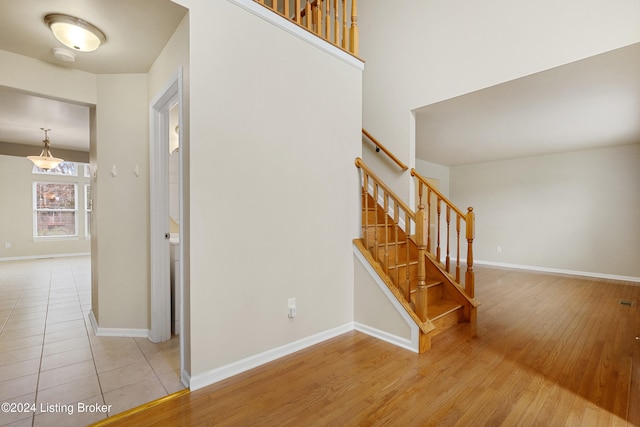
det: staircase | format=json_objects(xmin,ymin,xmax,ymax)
[{"xmin": 355, "ymin": 155, "xmax": 478, "ymax": 353}]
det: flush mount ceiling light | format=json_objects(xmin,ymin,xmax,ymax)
[
  {"xmin": 27, "ymin": 128, "xmax": 64, "ymax": 170},
  {"xmin": 44, "ymin": 14, "xmax": 106, "ymax": 52}
]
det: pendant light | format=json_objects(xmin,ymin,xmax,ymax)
[{"xmin": 27, "ymin": 128, "xmax": 64, "ymax": 170}]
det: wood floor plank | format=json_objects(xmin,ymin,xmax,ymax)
[{"xmin": 96, "ymin": 267, "xmax": 640, "ymax": 426}]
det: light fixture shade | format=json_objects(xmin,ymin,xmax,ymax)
[
  {"xmin": 27, "ymin": 128, "xmax": 64, "ymax": 170},
  {"xmin": 28, "ymin": 154, "xmax": 64, "ymax": 170},
  {"xmin": 44, "ymin": 14, "xmax": 106, "ymax": 52}
]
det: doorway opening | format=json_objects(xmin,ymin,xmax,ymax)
[{"xmin": 149, "ymin": 69, "xmax": 185, "ymax": 386}]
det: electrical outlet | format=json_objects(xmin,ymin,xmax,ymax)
[
  {"xmin": 496, "ymin": 246, "xmax": 502, "ymax": 253},
  {"xmin": 4, "ymin": 242, "xmax": 10, "ymax": 249}
]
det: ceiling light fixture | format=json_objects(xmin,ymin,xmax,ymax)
[
  {"xmin": 27, "ymin": 128, "xmax": 64, "ymax": 170},
  {"xmin": 44, "ymin": 14, "xmax": 106, "ymax": 52}
]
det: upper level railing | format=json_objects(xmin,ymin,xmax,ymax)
[
  {"xmin": 362, "ymin": 128, "xmax": 409, "ymax": 171},
  {"xmin": 254, "ymin": 0, "xmax": 359, "ymax": 56}
]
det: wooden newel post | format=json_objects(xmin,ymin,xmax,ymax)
[
  {"xmin": 349, "ymin": 0, "xmax": 359, "ymax": 55},
  {"xmin": 415, "ymin": 203, "xmax": 428, "ymax": 322},
  {"xmin": 465, "ymin": 207, "xmax": 475, "ymax": 299}
]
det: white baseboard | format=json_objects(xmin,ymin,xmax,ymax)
[
  {"xmin": 88, "ymin": 310, "xmax": 150, "ymax": 338},
  {"xmin": 0, "ymin": 252, "xmax": 90, "ymax": 262},
  {"xmin": 180, "ymin": 370, "xmax": 191, "ymax": 389},
  {"xmin": 354, "ymin": 322, "xmax": 416, "ymax": 353},
  {"xmin": 474, "ymin": 259, "xmax": 640, "ymax": 284},
  {"xmin": 189, "ymin": 322, "xmax": 354, "ymax": 391}
]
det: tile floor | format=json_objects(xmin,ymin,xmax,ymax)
[{"xmin": 0, "ymin": 256, "xmax": 185, "ymax": 427}]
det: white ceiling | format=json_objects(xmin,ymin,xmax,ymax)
[
  {"xmin": 0, "ymin": 0, "xmax": 187, "ymax": 152},
  {"xmin": 415, "ymin": 42, "xmax": 640, "ymax": 166}
]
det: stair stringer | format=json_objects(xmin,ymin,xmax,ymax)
[{"xmin": 353, "ymin": 240, "xmax": 435, "ymax": 353}]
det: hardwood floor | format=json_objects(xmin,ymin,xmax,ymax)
[{"xmin": 98, "ymin": 267, "xmax": 640, "ymax": 426}]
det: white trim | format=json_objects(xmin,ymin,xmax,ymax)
[
  {"xmin": 89, "ymin": 311, "xmax": 149, "ymax": 338},
  {"xmin": 353, "ymin": 244, "xmax": 420, "ymax": 353},
  {"xmin": 0, "ymin": 252, "xmax": 90, "ymax": 262},
  {"xmin": 226, "ymin": 0, "xmax": 364, "ymax": 71},
  {"xmin": 354, "ymin": 322, "xmax": 416, "ymax": 353},
  {"xmin": 180, "ymin": 370, "xmax": 191, "ymax": 389},
  {"xmin": 189, "ymin": 323, "xmax": 354, "ymax": 391},
  {"xmin": 149, "ymin": 68, "xmax": 183, "ymax": 343},
  {"xmin": 473, "ymin": 259, "xmax": 640, "ymax": 284}
]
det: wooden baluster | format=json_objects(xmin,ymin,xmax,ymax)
[
  {"xmin": 415, "ymin": 202, "xmax": 428, "ymax": 322},
  {"xmin": 325, "ymin": 0, "xmax": 331, "ymax": 41},
  {"xmin": 258, "ymin": 0, "xmax": 264, "ymax": 4},
  {"xmin": 341, "ymin": 0, "xmax": 347, "ymax": 49},
  {"xmin": 362, "ymin": 173, "xmax": 369, "ymax": 250},
  {"xmin": 436, "ymin": 198, "xmax": 441, "ymax": 263},
  {"xmin": 383, "ymin": 194, "xmax": 389, "ymax": 274},
  {"xmin": 305, "ymin": 1, "xmax": 312, "ymax": 30},
  {"xmin": 333, "ymin": 0, "xmax": 339, "ymax": 45},
  {"xmin": 465, "ymin": 207, "xmax": 475, "ymax": 298},
  {"xmin": 373, "ymin": 184, "xmax": 379, "ymax": 260},
  {"xmin": 426, "ymin": 188, "xmax": 431, "ymax": 254},
  {"xmin": 295, "ymin": 0, "xmax": 301, "ymax": 24},
  {"xmin": 284, "ymin": 0, "xmax": 290, "ymax": 18},
  {"xmin": 272, "ymin": 0, "xmax": 278, "ymax": 13},
  {"xmin": 393, "ymin": 203, "xmax": 400, "ymax": 289},
  {"xmin": 445, "ymin": 206, "xmax": 451, "ymax": 273},
  {"xmin": 404, "ymin": 210, "xmax": 411, "ymax": 302},
  {"xmin": 456, "ymin": 214, "xmax": 461, "ymax": 283},
  {"xmin": 349, "ymin": 0, "xmax": 358, "ymax": 55},
  {"xmin": 315, "ymin": 0, "xmax": 322, "ymax": 35}
]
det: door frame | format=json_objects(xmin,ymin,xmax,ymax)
[{"xmin": 149, "ymin": 68, "xmax": 183, "ymax": 344}]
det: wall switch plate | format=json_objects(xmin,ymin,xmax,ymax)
[
  {"xmin": 4, "ymin": 242, "xmax": 10, "ymax": 249},
  {"xmin": 288, "ymin": 298, "xmax": 296, "ymax": 318}
]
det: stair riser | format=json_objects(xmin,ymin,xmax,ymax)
[{"xmin": 429, "ymin": 307, "xmax": 463, "ymax": 337}]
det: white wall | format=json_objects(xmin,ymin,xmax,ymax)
[
  {"xmin": 359, "ymin": 0, "xmax": 640, "ymax": 201},
  {"xmin": 451, "ymin": 144, "xmax": 640, "ymax": 279},
  {"xmin": 180, "ymin": 0, "xmax": 361, "ymax": 383},
  {"xmin": 92, "ymin": 74, "xmax": 150, "ymax": 330},
  {"xmin": 0, "ymin": 50, "xmax": 96, "ymax": 104},
  {"xmin": 0, "ymin": 155, "xmax": 90, "ymax": 259},
  {"xmin": 415, "ymin": 159, "xmax": 450, "ymax": 199}
]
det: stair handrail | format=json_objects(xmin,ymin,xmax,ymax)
[
  {"xmin": 355, "ymin": 158, "xmax": 414, "ymax": 220},
  {"xmin": 254, "ymin": 0, "xmax": 359, "ymax": 56},
  {"xmin": 362, "ymin": 129, "xmax": 409, "ymax": 171},
  {"xmin": 411, "ymin": 169, "xmax": 475, "ymax": 298}
]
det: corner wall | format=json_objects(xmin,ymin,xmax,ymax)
[{"xmin": 451, "ymin": 144, "xmax": 640, "ymax": 279}]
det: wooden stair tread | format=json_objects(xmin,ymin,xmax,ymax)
[{"xmin": 427, "ymin": 298, "xmax": 462, "ymax": 320}]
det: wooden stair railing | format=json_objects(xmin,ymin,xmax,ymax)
[
  {"xmin": 411, "ymin": 169, "xmax": 475, "ymax": 299},
  {"xmin": 362, "ymin": 128, "xmax": 409, "ymax": 171},
  {"xmin": 355, "ymin": 157, "xmax": 478, "ymax": 353},
  {"xmin": 254, "ymin": 0, "xmax": 359, "ymax": 56}
]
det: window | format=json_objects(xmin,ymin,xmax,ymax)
[
  {"xmin": 32, "ymin": 161, "xmax": 77, "ymax": 176},
  {"xmin": 85, "ymin": 184, "xmax": 92, "ymax": 237},
  {"xmin": 34, "ymin": 182, "xmax": 77, "ymax": 237}
]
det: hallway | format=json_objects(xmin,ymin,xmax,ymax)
[{"xmin": 0, "ymin": 256, "xmax": 184, "ymax": 427}]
